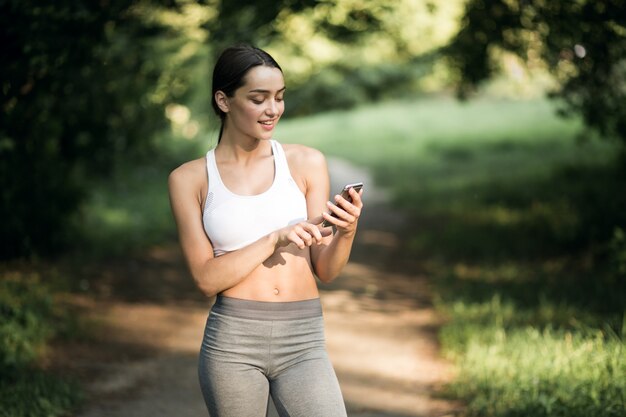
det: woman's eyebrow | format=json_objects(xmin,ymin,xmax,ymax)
[{"xmin": 248, "ymin": 86, "xmax": 286, "ymax": 94}]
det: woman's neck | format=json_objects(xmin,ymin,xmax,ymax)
[{"xmin": 216, "ymin": 133, "xmax": 270, "ymax": 164}]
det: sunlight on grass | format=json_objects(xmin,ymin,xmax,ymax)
[{"xmin": 440, "ymin": 297, "xmax": 625, "ymax": 417}]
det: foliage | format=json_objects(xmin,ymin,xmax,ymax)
[
  {"xmin": 282, "ymin": 59, "xmax": 432, "ymax": 117},
  {"xmin": 0, "ymin": 369, "xmax": 82, "ymax": 417},
  {"xmin": 446, "ymin": 0, "xmax": 626, "ymax": 144},
  {"xmin": 0, "ymin": 0, "xmax": 207, "ymax": 259},
  {"xmin": 0, "ymin": 275, "xmax": 54, "ymax": 369},
  {"xmin": 0, "ymin": 271, "xmax": 82, "ymax": 416},
  {"xmin": 209, "ymin": 0, "xmax": 317, "ymax": 51}
]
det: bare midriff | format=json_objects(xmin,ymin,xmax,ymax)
[{"xmin": 220, "ymin": 245, "xmax": 320, "ymax": 302}]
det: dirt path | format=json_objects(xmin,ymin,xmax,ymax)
[{"xmin": 63, "ymin": 158, "xmax": 462, "ymax": 417}]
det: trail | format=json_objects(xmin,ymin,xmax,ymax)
[{"xmin": 62, "ymin": 158, "xmax": 462, "ymax": 417}]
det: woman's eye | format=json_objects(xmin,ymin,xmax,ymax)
[
  {"xmin": 276, "ymin": 96, "xmax": 284, "ymax": 102},
  {"xmin": 251, "ymin": 99, "xmax": 264, "ymax": 104}
]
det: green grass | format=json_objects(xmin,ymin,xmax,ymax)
[
  {"xmin": 278, "ymin": 96, "xmax": 625, "ymax": 417},
  {"xmin": 438, "ymin": 294, "xmax": 625, "ymax": 417},
  {"xmin": 444, "ymin": 321, "xmax": 625, "ymax": 416}
]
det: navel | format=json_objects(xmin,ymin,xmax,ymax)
[{"xmin": 273, "ymin": 287, "xmax": 280, "ymax": 296}]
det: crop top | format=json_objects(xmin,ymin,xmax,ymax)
[{"xmin": 202, "ymin": 140, "xmax": 308, "ymax": 257}]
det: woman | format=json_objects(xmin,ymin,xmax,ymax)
[{"xmin": 168, "ymin": 44, "xmax": 363, "ymax": 417}]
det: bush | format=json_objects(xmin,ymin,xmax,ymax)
[
  {"xmin": 0, "ymin": 369, "xmax": 82, "ymax": 417},
  {"xmin": 0, "ymin": 275, "xmax": 54, "ymax": 370},
  {"xmin": 0, "ymin": 273, "xmax": 82, "ymax": 416},
  {"xmin": 0, "ymin": 2, "xmax": 179, "ymax": 259}
]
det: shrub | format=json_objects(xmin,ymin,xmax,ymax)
[
  {"xmin": 0, "ymin": 275, "xmax": 53, "ymax": 370},
  {"xmin": 0, "ymin": 273, "xmax": 82, "ymax": 417}
]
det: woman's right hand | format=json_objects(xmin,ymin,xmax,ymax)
[{"xmin": 273, "ymin": 216, "xmax": 332, "ymax": 250}]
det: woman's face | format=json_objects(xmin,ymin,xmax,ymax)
[{"xmin": 223, "ymin": 65, "xmax": 285, "ymax": 141}]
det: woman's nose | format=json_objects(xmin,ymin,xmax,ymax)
[{"xmin": 265, "ymin": 99, "xmax": 278, "ymax": 116}]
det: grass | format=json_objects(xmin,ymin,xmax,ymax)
[
  {"xmin": 439, "ymin": 295, "xmax": 625, "ymax": 417},
  {"xmin": 278, "ymin": 95, "xmax": 626, "ymax": 417}
]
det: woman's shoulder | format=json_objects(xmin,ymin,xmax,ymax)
[
  {"xmin": 168, "ymin": 156, "xmax": 206, "ymax": 189},
  {"xmin": 280, "ymin": 142, "xmax": 327, "ymax": 169}
]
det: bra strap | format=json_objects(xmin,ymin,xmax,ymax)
[
  {"xmin": 270, "ymin": 140, "xmax": 293, "ymax": 181},
  {"xmin": 205, "ymin": 148, "xmax": 221, "ymax": 193}
]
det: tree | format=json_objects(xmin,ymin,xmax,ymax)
[
  {"xmin": 0, "ymin": 1, "xmax": 179, "ymax": 259},
  {"xmin": 446, "ymin": 0, "xmax": 626, "ymax": 144}
]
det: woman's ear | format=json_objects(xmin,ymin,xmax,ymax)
[{"xmin": 214, "ymin": 91, "xmax": 230, "ymax": 114}]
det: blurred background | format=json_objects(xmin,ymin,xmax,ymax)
[{"xmin": 1, "ymin": 1, "xmax": 624, "ymax": 416}]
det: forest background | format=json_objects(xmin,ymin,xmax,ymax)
[{"xmin": 1, "ymin": 1, "xmax": 624, "ymax": 416}]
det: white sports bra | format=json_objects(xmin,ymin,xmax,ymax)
[{"xmin": 202, "ymin": 140, "xmax": 308, "ymax": 257}]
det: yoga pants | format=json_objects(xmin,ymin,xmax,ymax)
[{"xmin": 198, "ymin": 295, "xmax": 347, "ymax": 417}]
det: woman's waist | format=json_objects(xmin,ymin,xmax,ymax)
[
  {"xmin": 211, "ymin": 295, "xmax": 322, "ymax": 321},
  {"xmin": 220, "ymin": 257, "xmax": 318, "ymax": 301},
  {"xmin": 219, "ymin": 274, "xmax": 319, "ymax": 302}
]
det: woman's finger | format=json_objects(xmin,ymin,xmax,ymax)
[
  {"xmin": 338, "ymin": 199, "xmax": 362, "ymax": 218},
  {"xmin": 298, "ymin": 229, "xmax": 314, "ymax": 246},
  {"xmin": 335, "ymin": 195, "xmax": 362, "ymax": 218},
  {"xmin": 302, "ymin": 222, "xmax": 323, "ymax": 243},
  {"xmin": 287, "ymin": 230, "xmax": 305, "ymax": 249},
  {"xmin": 326, "ymin": 201, "xmax": 356, "ymax": 223},
  {"xmin": 347, "ymin": 187, "xmax": 364, "ymax": 208}
]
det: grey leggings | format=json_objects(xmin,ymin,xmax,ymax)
[{"xmin": 198, "ymin": 296, "xmax": 347, "ymax": 417}]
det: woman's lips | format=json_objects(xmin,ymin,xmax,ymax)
[{"xmin": 259, "ymin": 120, "xmax": 276, "ymax": 130}]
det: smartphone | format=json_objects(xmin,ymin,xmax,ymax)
[{"xmin": 322, "ymin": 182, "xmax": 364, "ymax": 227}]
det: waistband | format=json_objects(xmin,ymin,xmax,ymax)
[{"xmin": 211, "ymin": 295, "xmax": 323, "ymax": 321}]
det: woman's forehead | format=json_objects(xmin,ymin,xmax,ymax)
[{"xmin": 241, "ymin": 66, "xmax": 285, "ymax": 92}]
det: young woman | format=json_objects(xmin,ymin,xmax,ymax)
[{"xmin": 168, "ymin": 44, "xmax": 363, "ymax": 417}]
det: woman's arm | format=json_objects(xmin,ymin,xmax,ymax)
[
  {"xmin": 296, "ymin": 148, "xmax": 363, "ymax": 283},
  {"xmin": 168, "ymin": 164, "xmax": 276, "ymax": 297},
  {"xmin": 168, "ymin": 161, "xmax": 328, "ymax": 297}
]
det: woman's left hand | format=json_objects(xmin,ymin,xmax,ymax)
[{"xmin": 321, "ymin": 187, "xmax": 363, "ymax": 236}]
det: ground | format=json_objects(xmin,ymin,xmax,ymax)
[{"xmin": 55, "ymin": 158, "xmax": 464, "ymax": 417}]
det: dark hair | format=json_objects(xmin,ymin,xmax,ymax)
[{"xmin": 212, "ymin": 44, "xmax": 283, "ymax": 142}]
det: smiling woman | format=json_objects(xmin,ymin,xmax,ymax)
[
  {"xmin": 167, "ymin": 44, "xmax": 364, "ymax": 417},
  {"xmin": 210, "ymin": 45, "xmax": 285, "ymax": 144},
  {"xmin": 215, "ymin": 65, "xmax": 285, "ymax": 143}
]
